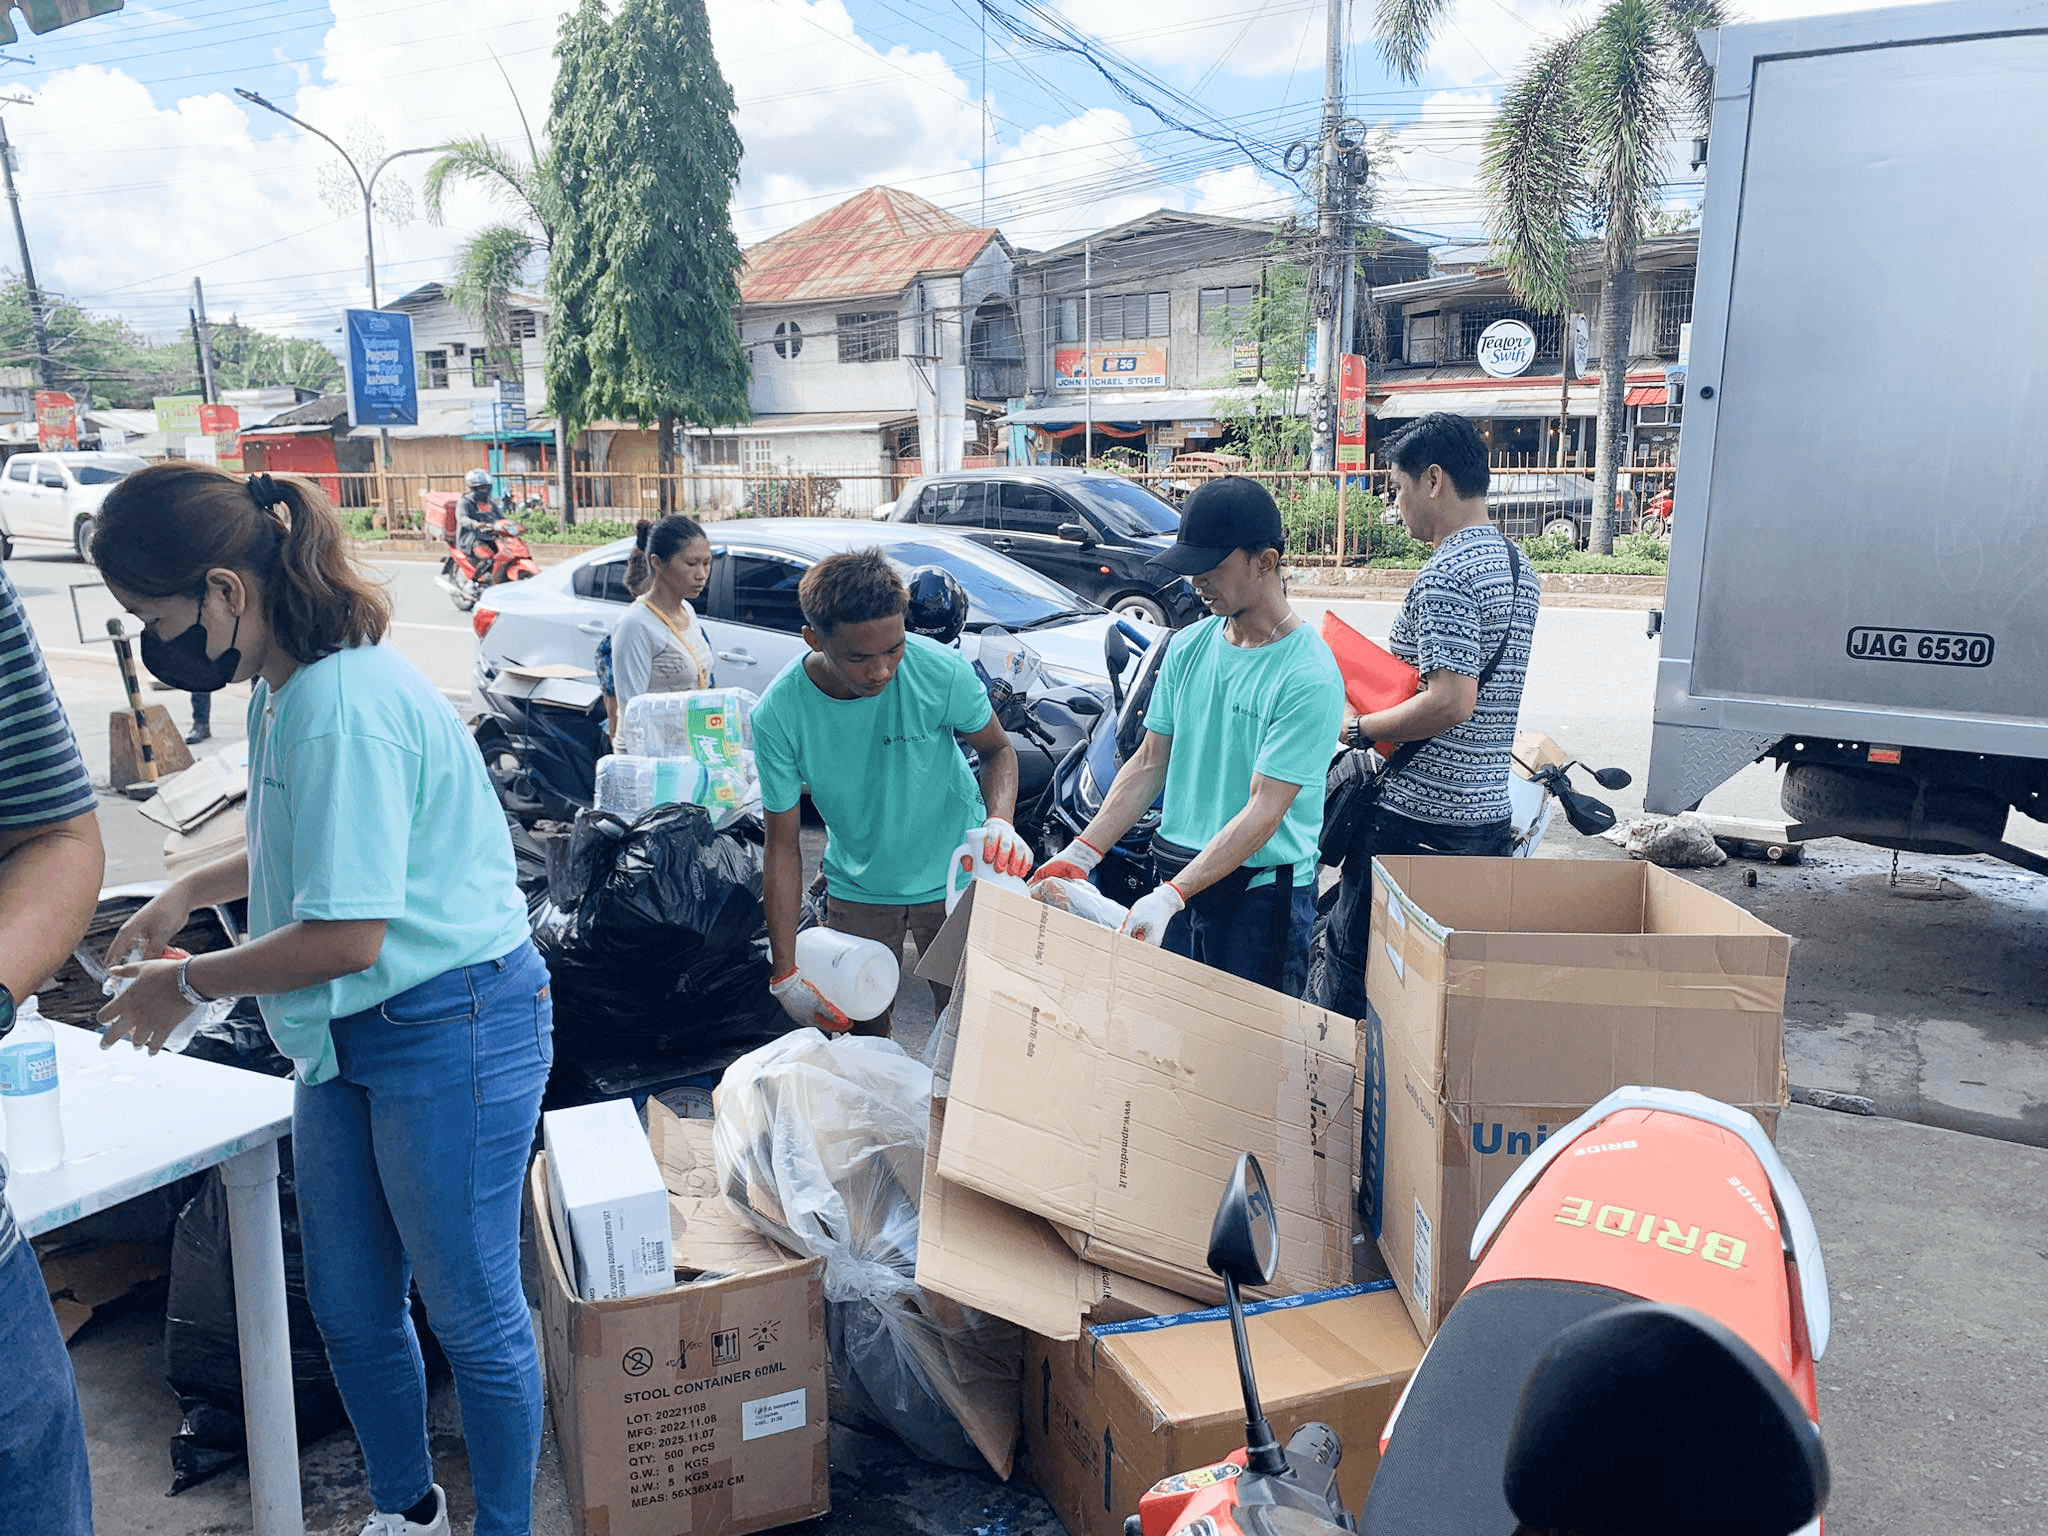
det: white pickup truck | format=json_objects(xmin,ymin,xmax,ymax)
[{"xmin": 0, "ymin": 451, "xmax": 148, "ymax": 563}]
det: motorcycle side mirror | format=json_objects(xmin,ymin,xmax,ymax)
[
  {"xmin": 1103, "ymin": 626, "xmax": 1130, "ymax": 711},
  {"xmin": 1591, "ymin": 765, "xmax": 1633, "ymax": 791},
  {"xmin": 1208, "ymin": 1153, "xmax": 1286, "ymax": 1476},
  {"xmin": 1058, "ymin": 521, "xmax": 1096, "ymax": 547},
  {"xmin": 1207, "ymin": 1152, "xmax": 1280, "ymax": 1288}
]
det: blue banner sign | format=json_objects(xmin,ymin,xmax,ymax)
[{"xmin": 344, "ymin": 308, "xmax": 418, "ymax": 428}]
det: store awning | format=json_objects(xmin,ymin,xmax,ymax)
[
  {"xmin": 1624, "ymin": 385, "xmax": 1667, "ymax": 407},
  {"xmin": 1374, "ymin": 386, "xmax": 1596, "ymax": 420},
  {"xmin": 1003, "ymin": 389, "xmax": 1270, "ymax": 426}
]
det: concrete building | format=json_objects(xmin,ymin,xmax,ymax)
[
  {"xmin": 1004, "ymin": 210, "xmax": 1430, "ymax": 466},
  {"xmin": 1371, "ymin": 233, "xmax": 1699, "ymax": 465},
  {"xmin": 692, "ymin": 186, "xmax": 1015, "ymax": 513}
]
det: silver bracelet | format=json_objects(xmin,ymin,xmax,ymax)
[{"xmin": 175, "ymin": 956, "xmax": 213, "ymax": 1008}]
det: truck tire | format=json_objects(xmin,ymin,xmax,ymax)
[{"xmin": 1780, "ymin": 764, "xmax": 2008, "ymax": 851}]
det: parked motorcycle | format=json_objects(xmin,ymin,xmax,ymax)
[
  {"xmin": 1505, "ymin": 731, "xmax": 1634, "ymax": 853},
  {"xmin": 1130, "ymin": 1094, "xmax": 1831, "ymax": 1536},
  {"xmin": 436, "ymin": 520, "xmax": 539, "ymax": 611},
  {"xmin": 472, "ymin": 665, "xmax": 609, "ymax": 829}
]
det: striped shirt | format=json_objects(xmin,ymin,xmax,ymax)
[
  {"xmin": 1381, "ymin": 525, "xmax": 1539, "ymax": 826},
  {"xmin": 0, "ymin": 566, "xmax": 97, "ymax": 1261}
]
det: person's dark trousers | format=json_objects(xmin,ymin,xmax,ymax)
[
  {"xmin": 1162, "ymin": 872, "xmax": 1318, "ymax": 997},
  {"xmin": 187, "ymin": 688, "xmax": 212, "ymax": 744},
  {"xmin": 1305, "ymin": 805, "xmax": 1514, "ymax": 1019}
]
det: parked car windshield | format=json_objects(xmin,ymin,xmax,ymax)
[
  {"xmin": 883, "ymin": 539, "xmax": 1097, "ymax": 630},
  {"xmin": 71, "ymin": 457, "xmax": 147, "ymax": 485},
  {"xmin": 1067, "ymin": 477, "xmax": 1180, "ymax": 538}
]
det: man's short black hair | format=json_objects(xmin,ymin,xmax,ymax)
[
  {"xmin": 1386, "ymin": 412, "xmax": 1491, "ymax": 500},
  {"xmin": 799, "ymin": 547, "xmax": 908, "ymax": 634}
]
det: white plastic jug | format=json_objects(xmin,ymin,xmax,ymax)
[
  {"xmin": 792, "ymin": 927, "xmax": 900, "ymax": 1023},
  {"xmin": 943, "ymin": 828, "xmax": 1032, "ymax": 915}
]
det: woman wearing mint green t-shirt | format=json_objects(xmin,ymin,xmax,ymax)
[{"xmin": 94, "ymin": 464, "xmax": 549, "ymax": 1536}]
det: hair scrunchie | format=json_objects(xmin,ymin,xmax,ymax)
[{"xmin": 245, "ymin": 473, "xmax": 283, "ymax": 511}]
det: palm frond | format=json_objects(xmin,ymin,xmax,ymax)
[
  {"xmin": 1574, "ymin": 0, "xmax": 1673, "ymax": 265},
  {"xmin": 1374, "ymin": 0, "xmax": 1457, "ymax": 82},
  {"xmin": 448, "ymin": 223, "xmax": 539, "ymax": 348},
  {"xmin": 1656, "ymin": 0, "xmax": 1725, "ymax": 133},
  {"xmin": 1481, "ymin": 28, "xmax": 1589, "ymax": 314},
  {"xmin": 422, "ymin": 135, "xmax": 536, "ymax": 227}
]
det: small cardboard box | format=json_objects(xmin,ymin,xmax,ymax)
[
  {"xmin": 532, "ymin": 1124, "xmax": 830, "ymax": 1536},
  {"xmin": 930, "ymin": 885, "xmax": 1357, "ymax": 1321},
  {"xmin": 543, "ymin": 1099, "xmax": 675, "ymax": 1300},
  {"xmin": 1023, "ymin": 1284, "xmax": 1424, "ymax": 1536},
  {"xmin": 1362, "ymin": 856, "xmax": 1790, "ymax": 1339}
]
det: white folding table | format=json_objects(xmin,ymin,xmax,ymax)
[{"xmin": 7, "ymin": 1022, "xmax": 302, "ymax": 1536}]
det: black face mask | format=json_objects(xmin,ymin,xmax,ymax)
[{"xmin": 142, "ymin": 607, "xmax": 242, "ymax": 694}]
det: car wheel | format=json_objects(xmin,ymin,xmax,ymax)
[
  {"xmin": 1541, "ymin": 515, "xmax": 1581, "ymax": 547},
  {"xmin": 1111, "ymin": 594, "xmax": 1168, "ymax": 625},
  {"xmin": 73, "ymin": 514, "xmax": 95, "ymax": 565},
  {"xmin": 0, "ymin": 532, "xmax": 12, "ymax": 562}
]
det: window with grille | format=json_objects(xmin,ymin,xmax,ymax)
[
  {"xmin": 509, "ymin": 310, "xmax": 540, "ymax": 340},
  {"xmin": 1197, "ymin": 286, "xmax": 1255, "ymax": 337},
  {"xmin": 836, "ymin": 311, "xmax": 899, "ymax": 363},
  {"xmin": 740, "ymin": 437, "xmax": 773, "ymax": 471},
  {"xmin": 1099, "ymin": 291, "xmax": 1168, "ymax": 341},
  {"xmin": 419, "ymin": 350, "xmax": 449, "ymax": 389},
  {"xmin": 470, "ymin": 347, "xmax": 519, "ymax": 387},
  {"xmin": 1653, "ymin": 270, "xmax": 1695, "ymax": 355},
  {"xmin": 1054, "ymin": 297, "xmax": 1081, "ymax": 343},
  {"xmin": 773, "ymin": 321, "xmax": 803, "ymax": 360},
  {"xmin": 1456, "ymin": 305, "xmax": 1561, "ymax": 361}
]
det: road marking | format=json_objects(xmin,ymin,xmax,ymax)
[{"xmin": 393, "ymin": 621, "xmax": 475, "ymax": 634}]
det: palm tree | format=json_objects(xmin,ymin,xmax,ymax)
[
  {"xmin": 1375, "ymin": 0, "xmax": 1719, "ymax": 552},
  {"xmin": 423, "ymin": 94, "xmax": 569, "ymax": 513}
]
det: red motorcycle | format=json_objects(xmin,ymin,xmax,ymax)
[
  {"xmin": 1638, "ymin": 486, "xmax": 1675, "ymax": 538},
  {"xmin": 435, "ymin": 520, "xmax": 538, "ymax": 612}
]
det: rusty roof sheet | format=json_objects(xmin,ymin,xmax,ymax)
[{"xmin": 741, "ymin": 186, "xmax": 997, "ymax": 306}]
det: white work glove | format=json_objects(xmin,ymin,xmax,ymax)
[
  {"xmin": 980, "ymin": 816, "xmax": 1034, "ymax": 879},
  {"xmin": 1031, "ymin": 835, "xmax": 1103, "ymax": 888},
  {"xmin": 769, "ymin": 968, "xmax": 851, "ymax": 1033},
  {"xmin": 1120, "ymin": 881, "xmax": 1186, "ymax": 946}
]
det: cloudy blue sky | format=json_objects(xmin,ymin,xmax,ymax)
[{"xmin": 0, "ymin": 0, "xmax": 1899, "ymax": 344}]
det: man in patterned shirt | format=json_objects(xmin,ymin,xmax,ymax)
[
  {"xmin": 0, "ymin": 566, "xmax": 105, "ymax": 1535},
  {"xmin": 1307, "ymin": 413, "xmax": 1539, "ymax": 1018}
]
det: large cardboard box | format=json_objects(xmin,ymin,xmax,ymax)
[
  {"xmin": 1362, "ymin": 855, "xmax": 1790, "ymax": 1339},
  {"xmin": 1023, "ymin": 1284, "xmax": 1424, "ymax": 1536},
  {"xmin": 922, "ymin": 885, "xmax": 1357, "ymax": 1331},
  {"xmin": 532, "ymin": 1107, "xmax": 830, "ymax": 1536}
]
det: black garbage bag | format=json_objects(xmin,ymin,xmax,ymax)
[
  {"xmin": 533, "ymin": 804, "xmax": 784, "ymax": 1071},
  {"xmin": 163, "ymin": 1142, "xmax": 447, "ymax": 1492}
]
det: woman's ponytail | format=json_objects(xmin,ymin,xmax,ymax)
[
  {"xmin": 624, "ymin": 519, "xmax": 655, "ymax": 595},
  {"xmin": 267, "ymin": 477, "xmax": 391, "ymax": 659}
]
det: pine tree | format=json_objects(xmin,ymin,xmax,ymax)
[{"xmin": 545, "ymin": 0, "xmax": 751, "ymax": 509}]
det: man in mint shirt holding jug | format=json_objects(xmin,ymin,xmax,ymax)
[{"xmin": 754, "ymin": 549, "xmax": 1031, "ymax": 1036}]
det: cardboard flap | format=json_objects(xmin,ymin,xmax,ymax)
[
  {"xmin": 646, "ymin": 1101, "xmax": 795, "ymax": 1277},
  {"xmin": 937, "ymin": 885, "xmax": 1356, "ymax": 1303}
]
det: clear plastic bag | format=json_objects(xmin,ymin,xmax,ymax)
[
  {"xmin": 711, "ymin": 1030, "xmax": 1020, "ymax": 1476},
  {"xmin": 1031, "ymin": 876, "xmax": 1131, "ymax": 931},
  {"xmin": 619, "ymin": 688, "xmax": 758, "ymax": 767}
]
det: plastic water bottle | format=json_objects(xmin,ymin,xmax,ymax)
[
  {"xmin": 944, "ymin": 828, "xmax": 1033, "ymax": 914},
  {"xmin": 0, "ymin": 995, "xmax": 65, "ymax": 1172},
  {"xmin": 792, "ymin": 928, "xmax": 900, "ymax": 1022},
  {"xmin": 101, "ymin": 947, "xmax": 236, "ymax": 1055}
]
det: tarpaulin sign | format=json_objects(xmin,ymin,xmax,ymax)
[
  {"xmin": 36, "ymin": 390, "xmax": 77, "ymax": 450},
  {"xmin": 1336, "ymin": 354, "xmax": 1368, "ymax": 468},
  {"xmin": 344, "ymin": 308, "xmax": 417, "ymax": 428}
]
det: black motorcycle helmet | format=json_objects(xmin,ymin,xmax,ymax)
[{"xmin": 904, "ymin": 565, "xmax": 970, "ymax": 646}]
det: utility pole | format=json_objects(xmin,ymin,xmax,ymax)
[
  {"xmin": 1309, "ymin": 0, "xmax": 1348, "ymax": 471},
  {"xmin": 1083, "ymin": 239, "xmax": 1094, "ymax": 466},
  {"xmin": 190, "ymin": 277, "xmax": 218, "ymax": 403},
  {"xmin": 0, "ymin": 112, "xmax": 54, "ymax": 391}
]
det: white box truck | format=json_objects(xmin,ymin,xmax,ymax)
[{"xmin": 1646, "ymin": 0, "xmax": 2048, "ymax": 875}]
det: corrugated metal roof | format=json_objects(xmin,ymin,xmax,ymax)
[{"xmin": 740, "ymin": 186, "xmax": 996, "ymax": 306}]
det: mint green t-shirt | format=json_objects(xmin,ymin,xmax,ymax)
[
  {"xmin": 753, "ymin": 634, "xmax": 992, "ymax": 905},
  {"xmin": 245, "ymin": 643, "xmax": 531, "ymax": 1083},
  {"xmin": 1144, "ymin": 616, "xmax": 1346, "ymax": 884}
]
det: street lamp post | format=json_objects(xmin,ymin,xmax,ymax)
[{"xmin": 236, "ymin": 88, "xmax": 438, "ymax": 496}]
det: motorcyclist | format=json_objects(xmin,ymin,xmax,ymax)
[{"xmin": 456, "ymin": 469, "xmax": 503, "ymax": 582}]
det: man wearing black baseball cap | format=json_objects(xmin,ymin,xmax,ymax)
[{"xmin": 1032, "ymin": 477, "xmax": 1343, "ymax": 994}]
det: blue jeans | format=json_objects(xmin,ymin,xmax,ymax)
[
  {"xmin": 1162, "ymin": 872, "xmax": 1318, "ymax": 997},
  {"xmin": 294, "ymin": 942, "xmax": 553, "ymax": 1536},
  {"xmin": 0, "ymin": 1231, "xmax": 92, "ymax": 1536}
]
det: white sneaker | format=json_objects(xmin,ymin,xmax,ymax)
[{"xmin": 360, "ymin": 1484, "xmax": 451, "ymax": 1536}]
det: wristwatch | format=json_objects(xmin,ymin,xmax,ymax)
[
  {"xmin": 1350, "ymin": 717, "xmax": 1369, "ymax": 750},
  {"xmin": 0, "ymin": 981, "xmax": 15, "ymax": 1041},
  {"xmin": 175, "ymin": 957, "xmax": 214, "ymax": 1008}
]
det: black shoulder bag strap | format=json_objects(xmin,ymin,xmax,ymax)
[{"xmin": 1369, "ymin": 537, "xmax": 1528, "ymax": 792}]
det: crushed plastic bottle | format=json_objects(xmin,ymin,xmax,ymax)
[{"xmin": 101, "ymin": 947, "xmax": 237, "ymax": 1056}]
